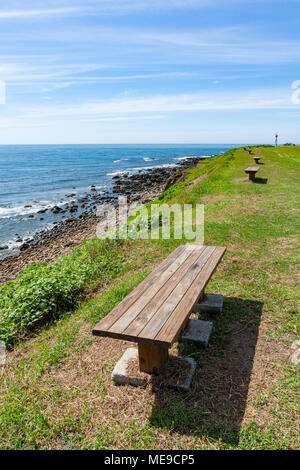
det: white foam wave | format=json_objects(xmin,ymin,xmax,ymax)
[
  {"xmin": 113, "ymin": 158, "xmax": 129, "ymax": 163},
  {"xmin": 131, "ymin": 163, "xmax": 177, "ymax": 171},
  {"xmin": 0, "ymin": 193, "xmax": 85, "ymax": 219},
  {"xmin": 0, "ymin": 202, "xmax": 52, "ymax": 219},
  {"xmin": 175, "ymin": 155, "xmax": 213, "ymax": 161},
  {"xmin": 108, "ymin": 162, "xmax": 178, "ymax": 177},
  {"xmin": 107, "ymin": 170, "xmax": 129, "ymax": 177}
]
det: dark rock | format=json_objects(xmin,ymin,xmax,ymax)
[
  {"xmin": 20, "ymin": 242, "xmax": 30, "ymax": 251},
  {"xmin": 0, "ymin": 245, "xmax": 8, "ymax": 250},
  {"xmin": 51, "ymin": 206, "xmax": 63, "ymax": 214}
]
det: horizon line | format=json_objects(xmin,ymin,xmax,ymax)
[{"xmin": 0, "ymin": 142, "xmax": 278, "ymax": 146}]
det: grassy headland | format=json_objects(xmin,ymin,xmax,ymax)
[{"xmin": 0, "ymin": 145, "xmax": 299, "ymax": 449}]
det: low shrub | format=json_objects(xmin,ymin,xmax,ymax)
[{"xmin": 0, "ymin": 238, "xmax": 125, "ymax": 347}]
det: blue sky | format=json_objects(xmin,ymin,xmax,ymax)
[{"xmin": 0, "ymin": 0, "xmax": 300, "ymax": 144}]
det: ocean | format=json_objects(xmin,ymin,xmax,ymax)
[{"xmin": 0, "ymin": 144, "xmax": 236, "ymax": 256}]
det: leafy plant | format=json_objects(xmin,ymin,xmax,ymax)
[{"xmin": 0, "ymin": 238, "xmax": 124, "ymax": 347}]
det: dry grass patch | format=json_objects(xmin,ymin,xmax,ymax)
[
  {"xmin": 202, "ymin": 194, "xmax": 225, "ymax": 205},
  {"xmin": 273, "ymin": 238, "xmax": 299, "ymax": 250},
  {"xmin": 242, "ymin": 320, "xmax": 297, "ymax": 429},
  {"xmin": 233, "ymin": 177, "xmax": 249, "ymax": 183}
]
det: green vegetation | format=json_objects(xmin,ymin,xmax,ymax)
[
  {"xmin": 0, "ymin": 239, "xmax": 126, "ymax": 347},
  {"xmin": 0, "ymin": 145, "xmax": 299, "ymax": 450}
]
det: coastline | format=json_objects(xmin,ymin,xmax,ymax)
[{"xmin": 0, "ymin": 156, "xmax": 203, "ymax": 284}]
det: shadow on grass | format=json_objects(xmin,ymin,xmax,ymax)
[
  {"xmin": 149, "ymin": 297, "xmax": 264, "ymax": 447},
  {"xmin": 254, "ymin": 177, "xmax": 268, "ymax": 184}
]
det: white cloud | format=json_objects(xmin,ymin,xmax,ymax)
[
  {"xmin": 0, "ymin": 1, "xmax": 256, "ymax": 20},
  {"xmin": 5, "ymin": 88, "xmax": 293, "ymax": 123},
  {"xmin": 0, "ymin": 62, "xmax": 113, "ymax": 84},
  {"xmin": 79, "ymin": 114, "xmax": 167, "ymax": 122},
  {"xmin": 0, "ymin": 114, "xmax": 166, "ymax": 128},
  {"xmin": 0, "ymin": 7, "xmax": 85, "ymax": 19},
  {"xmin": 0, "ymin": 0, "xmax": 295, "ymax": 23},
  {"xmin": 2, "ymin": 24, "xmax": 298, "ymax": 67}
]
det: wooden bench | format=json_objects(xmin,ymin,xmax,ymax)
[
  {"xmin": 245, "ymin": 166, "xmax": 259, "ymax": 181},
  {"xmin": 92, "ymin": 244, "xmax": 226, "ymax": 374},
  {"xmin": 253, "ymin": 157, "xmax": 261, "ymax": 164}
]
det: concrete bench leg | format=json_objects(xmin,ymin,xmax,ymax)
[
  {"xmin": 111, "ymin": 348, "xmax": 147, "ymax": 386},
  {"xmin": 180, "ymin": 319, "xmax": 213, "ymax": 347},
  {"xmin": 197, "ymin": 293, "xmax": 223, "ymax": 314},
  {"xmin": 111, "ymin": 347, "xmax": 196, "ymax": 391},
  {"xmin": 138, "ymin": 343, "xmax": 169, "ymax": 374}
]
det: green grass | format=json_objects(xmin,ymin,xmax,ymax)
[{"xmin": 0, "ymin": 145, "xmax": 299, "ymax": 450}]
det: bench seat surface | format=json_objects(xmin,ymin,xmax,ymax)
[
  {"xmin": 92, "ymin": 244, "xmax": 226, "ymax": 347},
  {"xmin": 245, "ymin": 166, "xmax": 259, "ymax": 172}
]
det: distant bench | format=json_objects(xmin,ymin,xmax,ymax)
[
  {"xmin": 245, "ymin": 166, "xmax": 259, "ymax": 181},
  {"xmin": 93, "ymin": 244, "xmax": 226, "ymax": 374},
  {"xmin": 253, "ymin": 157, "xmax": 261, "ymax": 164}
]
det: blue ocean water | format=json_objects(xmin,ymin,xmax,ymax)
[{"xmin": 0, "ymin": 144, "xmax": 236, "ymax": 252}]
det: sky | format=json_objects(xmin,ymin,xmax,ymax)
[{"xmin": 0, "ymin": 0, "xmax": 300, "ymax": 144}]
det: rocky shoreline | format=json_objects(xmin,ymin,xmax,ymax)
[{"xmin": 0, "ymin": 156, "xmax": 204, "ymax": 284}]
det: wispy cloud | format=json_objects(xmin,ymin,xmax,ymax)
[
  {"xmin": 2, "ymin": 23, "xmax": 298, "ymax": 66},
  {"xmin": 7, "ymin": 88, "xmax": 294, "ymax": 122},
  {"xmin": 13, "ymin": 72, "xmax": 200, "ymax": 91},
  {"xmin": 0, "ymin": 1, "xmax": 254, "ymax": 20},
  {"xmin": 0, "ymin": 114, "xmax": 166, "ymax": 128},
  {"xmin": 79, "ymin": 115, "xmax": 167, "ymax": 122},
  {"xmin": 1, "ymin": 1, "xmax": 294, "ymax": 21},
  {"xmin": 0, "ymin": 7, "xmax": 85, "ymax": 19},
  {"xmin": 0, "ymin": 62, "xmax": 112, "ymax": 83}
]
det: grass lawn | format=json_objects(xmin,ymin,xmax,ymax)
[{"xmin": 0, "ymin": 145, "xmax": 299, "ymax": 450}]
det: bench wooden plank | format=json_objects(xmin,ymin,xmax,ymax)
[
  {"xmin": 138, "ymin": 246, "xmax": 216, "ymax": 344},
  {"xmin": 93, "ymin": 244, "xmax": 226, "ymax": 349},
  {"xmin": 108, "ymin": 245, "xmax": 198, "ymax": 334},
  {"xmin": 123, "ymin": 246, "xmax": 206, "ymax": 338},
  {"xmin": 92, "ymin": 245, "xmax": 185, "ymax": 334},
  {"xmin": 155, "ymin": 246, "xmax": 226, "ymax": 346}
]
